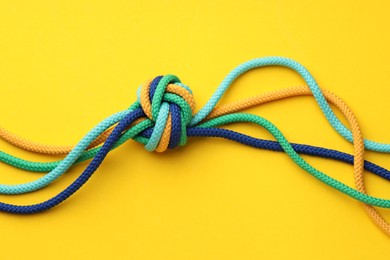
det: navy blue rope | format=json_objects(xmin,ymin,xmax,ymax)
[
  {"xmin": 186, "ymin": 127, "xmax": 390, "ymax": 180},
  {"xmin": 149, "ymin": 76, "xmax": 163, "ymax": 100},
  {"xmin": 168, "ymin": 103, "xmax": 181, "ymax": 149},
  {"xmin": 1, "ymin": 109, "xmax": 390, "ymax": 214},
  {"xmin": 141, "ymin": 126, "xmax": 390, "ymax": 180}
]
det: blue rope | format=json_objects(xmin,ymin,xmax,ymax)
[{"xmin": 168, "ymin": 103, "xmax": 182, "ymax": 149}]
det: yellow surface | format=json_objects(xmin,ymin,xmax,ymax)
[{"xmin": 0, "ymin": 0, "xmax": 390, "ymax": 259}]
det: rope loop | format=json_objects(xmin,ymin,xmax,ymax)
[{"xmin": 138, "ymin": 75, "xmax": 195, "ymax": 152}]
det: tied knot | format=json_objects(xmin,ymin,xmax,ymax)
[{"xmin": 137, "ymin": 75, "xmax": 195, "ymax": 152}]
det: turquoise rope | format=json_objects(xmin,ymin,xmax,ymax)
[
  {"xmin": 144, "ymin": 102, "xmax": 169, "ymax": 151},
  {"xmin": 190, "ymin": 56, "xmax": 390, "ymax": 152}
]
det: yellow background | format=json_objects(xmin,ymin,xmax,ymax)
[{"xmin": 0, "ymin": 1, "xmax": 390, "ymax": 259}]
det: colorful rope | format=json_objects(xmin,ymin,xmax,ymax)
[
  {"xmin": 0, "ymin": 57, "xmax": 390, "ymax": 236},
  {"xmin": 191, "ymin": 57, "xmax": 390, "ymax": 152}
]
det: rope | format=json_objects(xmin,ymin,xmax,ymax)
[{"xmin": 0, "ymin": 59, "xmax": 388, "ymax": 236}]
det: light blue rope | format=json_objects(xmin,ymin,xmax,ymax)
[
  {"xmin": 144, "ymin": 102, "xmax": 169, "ymax": 151},
  {"xmin": 190, "ymin": 56, "xmax": 390, "ymax": 152}
]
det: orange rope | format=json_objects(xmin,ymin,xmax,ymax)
[{"xmin": 0, "ymin": 125, "xmax": 112, "ymax": 155}]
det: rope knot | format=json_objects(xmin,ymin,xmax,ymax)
[{"xmin": 138, "ymin": 75, "xmax": 195, "ymax": 152}]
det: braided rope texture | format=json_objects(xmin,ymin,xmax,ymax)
[{"xmin": 0, "ymin": 57, "xmax": 390, "ymax": 236}]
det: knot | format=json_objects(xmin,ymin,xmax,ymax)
[{"xmin": 137, "ymin": 75, "xmax": 195, "ymax": 152}]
